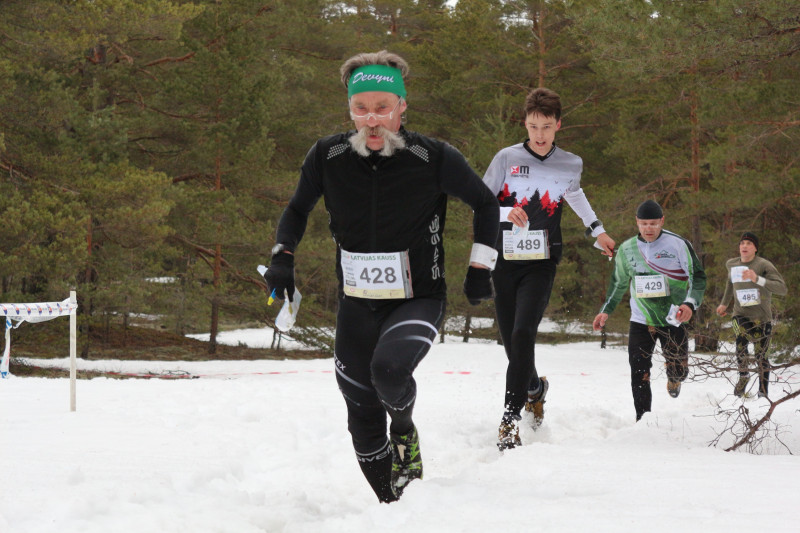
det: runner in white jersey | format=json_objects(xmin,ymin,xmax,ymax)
[{"xmin": 482, "ymin": 87, "xmax": 615, "ymax": 450}]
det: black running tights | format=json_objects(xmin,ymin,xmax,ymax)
[
  {"xmin": 628, "ymin": 321, "xmax": 688, "ymax": 420},
  {"xmin": 491, "ymin": 258, "xmax": 557, "ymax": 417},
  {"xmin": 334, "ymin": 296, "xmax": 445, "ymax": 502}
]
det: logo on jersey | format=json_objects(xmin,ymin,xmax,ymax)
[
  {"xmin": 655, "ymin": 250, "xmax": 676, "ymax": 259},
  {"xmin": 429, "ymin": 214, "xmax": 441, "ymax": 280},
  {"xmin": 497, "ymin": 184, "xmax": 562, "ymax": 218},
  {"xmin": 510, "ymin": 165, "xmax": 529, "ymax": 176}
]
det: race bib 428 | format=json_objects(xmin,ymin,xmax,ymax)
[{"xmin": 341, "ymin": 249, "xmax": 413, "ymax": 299}]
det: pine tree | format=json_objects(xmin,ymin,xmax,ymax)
[
  {"xmin": 577, "ymin": 0, "xmax": 800, "ymax": 342},
  {"xmin": 0, "ymin": 0, "xmax": 197, "ymax": 354}
]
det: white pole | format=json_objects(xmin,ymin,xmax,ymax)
[{"xmin": 69, "ymin": 290, "xmax": 77, "ymax": 412}]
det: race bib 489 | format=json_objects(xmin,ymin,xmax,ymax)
[{"xmin": 502, "ymin": 229, "xmax": 549, "ymax": 260}]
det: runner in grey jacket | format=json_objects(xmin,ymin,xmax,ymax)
[{"xmin": 716, "ymin": 232, "xmax": 787, "ymax": 397}]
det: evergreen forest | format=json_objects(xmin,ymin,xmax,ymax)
[{"xmin": 1, "ymin": 0, "xmax": 798, "ymax": 356}]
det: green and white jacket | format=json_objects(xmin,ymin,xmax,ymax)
[{"xmin": 600, "ymin": 230, "xmax": 706, "ymax": 327}]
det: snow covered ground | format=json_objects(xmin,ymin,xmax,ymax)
[{"xmin": 2, "ymin": 326, "xmax": 799, "ymax": 533}]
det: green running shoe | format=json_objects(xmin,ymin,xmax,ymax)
[
  {"xmin": 391, "ymin": 426, "xmax": 422, "ymax": 496},
  {"xmin": 733, "ymin": 375, "xmax": 749, "ymax": 397}
]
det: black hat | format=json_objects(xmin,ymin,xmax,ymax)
[
  {"xmin": 636, "ymin": 199, "xmax": 663, "ymax": 219},
  {"xmin": 740, "ymin": 231, "xmax": 759, "ymax": 251}
]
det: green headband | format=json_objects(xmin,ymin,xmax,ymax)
[{"xmin": 347, "ymin": 65, "xmax": 406, "ymax": 99}]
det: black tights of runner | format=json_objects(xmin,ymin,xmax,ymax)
[
  {"xmin": 492, "ymin": 257, "xmax": 557, "ymax": 418},
  {"xmin": 734, "ymin": 316, "xmax": 772, "ymax": 395},
  {"xmin": 334, "ymin": 296, "xmax": 445, "ymax": 503},
  {"xmin": 628, "ymin": 322, "xmax": 689, "ymax": 421}
]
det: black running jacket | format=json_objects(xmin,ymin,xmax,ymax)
[{"xmin": 275, "ymin": 127, "xmax": 499, "ymax": 299}]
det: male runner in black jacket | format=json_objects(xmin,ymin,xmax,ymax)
[{"xmin": 264, "ymin": 50, "xmax": 499, "ymax": 502}]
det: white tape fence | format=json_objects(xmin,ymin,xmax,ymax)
[{"xmin": 1, "ymin": 291, "xmax": 78, "ymax": 410}]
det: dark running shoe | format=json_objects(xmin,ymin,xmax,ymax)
[
  {"xmin": 391, "ymin": 426, "xmax": 422, "ymax": 497},
  {"xmin": 523, "ymin": 376, "xmax": 549, "ymax": 428},
  {"xmin": 497, "ymin": 416, "xmax": 521, "ymax": 451},
  {"xmin": 667, "ymin": 378, "xmax": 681, "ymax": 398}
]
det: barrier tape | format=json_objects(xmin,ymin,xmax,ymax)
[
  {"xmin": 2, "ymin": 298, "xmax": 78, "ymax": 378},
  {"xmin": 1, "ymin": 299, "xmax": 78, "ymax": 321}
]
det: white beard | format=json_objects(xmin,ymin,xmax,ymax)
[{"xmin": 348, "ymin": 126, "xmax": 406, "ymax": 157}]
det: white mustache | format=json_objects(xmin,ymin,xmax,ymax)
[{"xmin": 349, "ymin": 126, "xmax": 406, "ymax": 157}]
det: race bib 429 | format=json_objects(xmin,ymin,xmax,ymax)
[{"xmin": 634, "ymin": 274, "xmax": 669, "ymax": 298}]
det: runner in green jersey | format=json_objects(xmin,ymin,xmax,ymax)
[{"xmin": 592, "ymin": 200, "xmax": 706, "ymax": 421}]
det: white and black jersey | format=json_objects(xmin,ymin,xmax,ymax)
[
  {"xmin": 482, "ymin": 142, "xmax": 603, "ymax": 262},
  {"xmin": 275, "ymin": 127, "xmax": 499, "ymax": 299}
]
